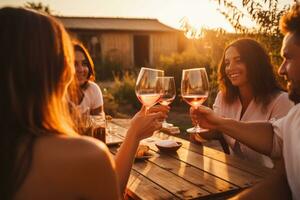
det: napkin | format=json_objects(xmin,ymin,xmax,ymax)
[{"xmin": 156, "ymin": 140, "xmax": 179, "ymax": 147}]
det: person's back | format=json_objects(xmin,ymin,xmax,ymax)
[
  {"xmin": 14, "ymin": 135, "xmax": 119, "ymax": 200},
  {"xmin": 0, "ymin": 7, "xmax": 120, "ymax": 200}
]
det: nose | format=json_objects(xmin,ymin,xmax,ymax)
[
  {"xmin": 278, "ymin": 61, "xmax": 287, "ymax": 77},
  {"xmin": 225, "ymin": 62, "xmax": 234, "ymax": 72},
  {"xmin": 76, "ymin": 63, "xmax": 85, "ymax": 72}
]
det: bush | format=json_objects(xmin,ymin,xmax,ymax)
[
  {"xmin": 101, "ymin": 87, "xmax": 119, "ymax": 116},
  {"xmin": 110, "ymin": 72, "xmax": 140, "ymax": 113},
  {"xmin": 94, "ymin": 58, "xmax": 123, "ymax": 81}
]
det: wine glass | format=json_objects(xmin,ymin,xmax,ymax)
[
  {"xmin": 157, "ymin": 76, "xmax": 176, "ymax": 127},
  {"xmin": 181, "ymin": 68, "xmax": 209, "ymax": 134},
  {"xmin": 135, "ymin": 67, "xmax": 164, "ymax": 112}
]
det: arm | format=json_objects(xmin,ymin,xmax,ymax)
[
  {"xmin": 191, "ymin": 129, "xmax": 221, "ymax": 140},
  {"xmin": 221, "ymin": 119, "xmax": 274, "ymax": 156},
  {"xmin": 115, "ymin": 105, "xmax": 169, "ymax": 193},
  {"xmin": 191, "ymin": 106, "xmax": 275, "ymax": 156},
  {"xmin": 229, "ymin": 158, "xmax": 292, "ymax": 200}
]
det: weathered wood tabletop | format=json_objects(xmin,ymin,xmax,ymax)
[{"xmin": 107, "ymin": 119, "xmax": 272, "ymax": 200}]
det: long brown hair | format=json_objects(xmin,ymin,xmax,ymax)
[
  {"xmin": 73, "ymin": 41, "xmax": 96, "ymax": 89},
  {"xmin": 67, "ymin": 41, "xmax": 96, "ymax": 106},
  {"xmin": 218, "ymin": 38, "xmax": 281, "ymax": 107},
  {"xmin": 0, "ymin": 7, "xmax": 76, "ymax": 199}
]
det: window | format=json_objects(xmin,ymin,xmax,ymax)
[{"xmin": 133, "ymin": 35, "xmax": 149, "ymax": 67}]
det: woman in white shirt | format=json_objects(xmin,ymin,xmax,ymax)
[
  {"xmin": 70, "ymin": 42, "xmax": 103, "ymax": 115},
  {"xmin": 192, "ymin": 38, "xmax": 294, "ymax": 168}
]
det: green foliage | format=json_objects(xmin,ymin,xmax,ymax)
[
  {"xmin": 110, "ymin": 72, "xmax": 140, "ymax": 112},
  {"xmin": 24, "ymin": 2, "xmax": 51, "ymax": 14},
  {"xmin": 102, "ymin": 87, "xmax": 119, "ymax": 116},
  {"xmin": 213, "ymin": 0, "xmax": 293, "ymax": 36},
  {"xmin": 94, "ymin": 58, "xmax": 124, "ymax": 81}
]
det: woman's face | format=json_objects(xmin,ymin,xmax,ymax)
[
  {"xmin": 75, "ymin": 50, "xmax": 89, "ymax": 86},
  {"xmin": 224, "ymin": 46, "xmax": 249, "ymax": 87}
]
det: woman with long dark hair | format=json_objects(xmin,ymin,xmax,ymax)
[
  {"xmin": 69, "ymin": 42, "xmax": 104, "ymax": 115},
  {"xmin": 193, "ymin": 38, "xmax": 293, "ymax": 168}
]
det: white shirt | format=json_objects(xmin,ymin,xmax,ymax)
[
  {"xmin": 213, "ymin": 91, "xmax": 294, "ymax": 168},
  {"xmin": 272, "ymin": 104, "xmax": 300, "ymax": 200},
  {"xmin": 76, "ymin": 81, "xmax": 103, "ymax": 114}
]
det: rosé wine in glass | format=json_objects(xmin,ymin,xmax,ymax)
[
  {"xmin": 135, "ymin": 67, "xmax": 164, "ymax": 111},
  {"xmin": 157, "ymin": 76, "xmax": 176, "ymax": 127},
  {"xmin": 181, "ymin": 68, "xmax": 209, "ymax": 134},
  {"xmin": 182, "ymin": 94, "xmax": 208, "ymax": 107},
  {"xmin": 137, "ymin": 93, "xmax": 161, "ymax": 108}
]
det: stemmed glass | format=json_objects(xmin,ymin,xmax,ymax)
[
  {"xmin": 181, "ymin": 68, "xmax": 209, "ymax": 134},
  {"xmin": 135, "ymin": 67, "xmax": 164, "ymax": 112},
  {"xmin": 157, "ymin": 76, "xmax": 176, "ymax": 127}
]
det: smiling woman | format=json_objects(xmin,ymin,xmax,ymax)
[
  {"xmin": 192, "ymin": 38, "xmax": 294, "ymax": 168},
  {"xmin": 68, "ymin": 42, "xmax": 104, "ymax": 115}
]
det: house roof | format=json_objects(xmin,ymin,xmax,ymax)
[{"xmin": 57, "ymin": 16, "xmax": 179, "ymax": 32}]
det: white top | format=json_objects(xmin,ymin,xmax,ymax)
[
  {"xmin": 272, "ymin": 104, "xmax": 300, "ymax": 200},
  {"xmin": 76, "ymin": 81, "xmax": 103, "ymax": 114},
  {"xmin": 213, "ymin": 91, "xmax": 294, "ymax": 168}
]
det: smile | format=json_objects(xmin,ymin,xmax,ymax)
[{"xmin": 228, "ymin": 73, "xmax": 240, "ymax": 78}]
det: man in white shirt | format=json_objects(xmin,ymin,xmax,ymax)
[{"xmin": 191, "ymin": 3, "xmax": 300, "ymax": 199}]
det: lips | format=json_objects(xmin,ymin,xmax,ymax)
[
  {"xmin": 230, "ymin": 73, "xmax": 239, "ymax": 78},
  {"xmin": 227, "ymin": 72, "xmax": 240, "ymax": 79}
]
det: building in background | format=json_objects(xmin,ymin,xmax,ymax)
[{"xmin": 58, "ymin": 16, "xmax": 185, "ymax": 68}]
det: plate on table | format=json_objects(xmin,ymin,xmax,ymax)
[
  {"xmin": 155, "ymin": 140, "xmax": 182, "ymax": 153},
  {"xmin": 135, "ymin": 151, "xmax": 153, "ymax": 161},
  {"xmin": 106, "ymin": 134, "xmax": 123, "ymax": 146},
  {"xmin": 135, "ymin": 144, "xmax": 152, "ymax": 161}
]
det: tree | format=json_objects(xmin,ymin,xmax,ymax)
[
  {"xmin": 24, "ymin": 2, "xmax": 51, "ymax": 14},
  {"xmin": 213, "ymin": 0, "xmax": 295, "ymax": 36}
]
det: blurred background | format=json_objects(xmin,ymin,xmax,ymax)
[{"xmin": 1, "ymin": 0, "xmax": 294, "ymax": 131}]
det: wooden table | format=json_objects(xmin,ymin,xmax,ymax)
[{"xmin": 108, "ymin": 119, "xmax": 272, "ymax": 200}]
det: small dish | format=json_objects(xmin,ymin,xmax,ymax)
[
  {"xmin": 155, "ymin": 140, "xmax": 182, "ymax": 153},
  {"xmin": 135, "ymin": 151, "xmax": 153, "ymax": 161}
]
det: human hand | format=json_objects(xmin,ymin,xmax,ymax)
[
  {"xmin": 190, "ymin": 105, "xmax": 222, "ymax": 130},
  {"xmin": 129, "ymin": 106, "xmax": 168, "ymax": 141},
  {"xmin": 147, "ymin": 105, "xmax": 169, "ymax": 121}
]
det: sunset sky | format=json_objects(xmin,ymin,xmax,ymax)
[{"xmin": 0, "ymin": 0, "xmax": 293, "ymax": 32}]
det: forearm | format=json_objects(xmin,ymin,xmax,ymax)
[
  {"xmin": 114, "ymin": 127, "xmax": 139, "ymax": 194},
  {"xmin": 219, "ymin": 119, "xmax": 274, "ymax": 156},
  {"xmin": 197, "ymin": 130, "xmax": 220, "ymax": 140}
]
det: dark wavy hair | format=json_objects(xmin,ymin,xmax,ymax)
[
  {"xmin": 280, "ymin": 3, "xmax": 300, "ymax": 40},
  {"xmin": 73, "ymin": 41, "xmax": 96, "ymax": 89},
  {"xmin": 0, "ymin": 7, "xmax": 76, "ymax": 199},
  {"xmin": 218, "ymin": 38, "xmax": 281, "ymax": 107}
]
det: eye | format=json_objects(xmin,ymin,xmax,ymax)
[
  {"xmin": 235, "ymin": 58, "xmax": 243, "ymax": 64},
  {"xmin": 224, "ymin": 61, "xmax": 230, "ymax": 67},
  {"xmin": 82, "ymin": 61, "xmax": 89, "ymax": 66}
]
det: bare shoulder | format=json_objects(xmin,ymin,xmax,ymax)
[{"xmin": 17, "ymin": 135, "xmax": 120, "ymax": 200}]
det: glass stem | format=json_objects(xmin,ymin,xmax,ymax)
[
  {"xmin": 145, "ymin": 106, "xmax": 149, "ymax": 115},
  {"xmin": 195, "ymin": 123, "xmax": 201, "ymax": 134}
]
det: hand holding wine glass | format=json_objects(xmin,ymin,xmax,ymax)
[
  {"xmin": 181, "ymin": 68, "xmax": 209, "ymax": 134},
  {"xmin": 135, "ymin": 67, "xmax": 164, "ymax": 113}
]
